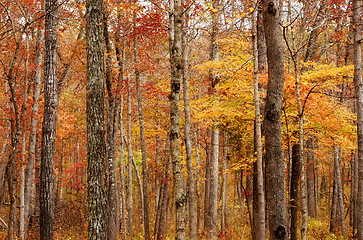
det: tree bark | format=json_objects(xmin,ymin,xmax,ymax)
[
  {"xmin": 40, "ymin": 0, "xmax": 59, "ymax": 238},
  {"xmin": 306, "ymin": 138, "xmax": 317, "ymax": 218},
  {"xmin": 169, "ymin": 0, "xmax": 187, "ymax": 238},
  {"xmin": 262, "ymin": 1, "xmax": 287, "ymax": 239},
  {"xmin": 208, "ymin": 1, "xmax": 220, "ymax": 239},
  {"xmin": 182, "ymin": 15, "xmax": 196, "ymax": 240},
  {"xmin": 353, "ymin": 0, "xmax": 363, "ymax": 238},
  {"xmin": 252, "ymin": 8, "xmax": 266, "ymax": 239},
  {"xmin": 221, "ymin": 132, "xmax": 229, "ymax": 234},
  {"xmin": 86, "ymin": 0, "xmax": 108, "ymax": 238},
  {"xmin": 290, "ymin": 144, "xmax": 300, "ymax": 240},
  {"xmin": 104, "ymin": 13, "xmax": 119, "ymax": 240}
]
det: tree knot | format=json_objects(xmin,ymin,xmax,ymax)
[
  {"xmin": 274, "ymin": 225, "xmax": 286, "ymax": 239},
  {"xmin": 268, "ymin": 2, "xmax": 277, "ymax": 15},
  {"xmin": 175, "ymin": 194, "xmax": 186, "ymax": 208}
]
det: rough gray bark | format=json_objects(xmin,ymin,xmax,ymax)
[
  {"xmin": 40, "ymin": 0, "xmax": 59, "ymax": 238},
  {"xmin": 169, "ymin": 0, "xmax": 187, "ymax": 238},
  {"xmin": 86, "ymin": 0, "xmax": 108, "ymax": 238},
  {"xmin": 353, "ymin": 0, "xmax": 363, "ymax": 238},
  {"xmin": 262, "ymin": 1, "xmax": 287, "ymax": 239},
  {"xmin": 182, "ymin": 16, "xmax": 196, "ymax": 240},
  {"xmin": 133, "ymin": 5, "xmax": 151, "ymax": 238}
]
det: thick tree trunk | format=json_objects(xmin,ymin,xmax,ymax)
[
  {"xmin": 353, "ymin": 0, "xmax": 363, "ymax": 238},
  {"xmin": 252, "ymin": 8, "xmax": 266, "ymax": 239},
  {"xmin": 40, "ymin": 0, "xmax": 59, "ymax": 238},
  {"xmin": 169, "ymin": 0, "xmax": 187, "ymax": 238},
  {"xmin": 86, "ymin": 0, "xmax": 108, "ymax": 238},
  {"xmin": 262, "ymin": 1, "xmax": 287, "ymax": 239}
]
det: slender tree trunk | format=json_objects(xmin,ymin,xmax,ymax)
[
  {"xmin": 133, "ymin": 4, "xmax": 151, "ymax": 238},
  {"xmin": 330, "ymin": 146, "xmax": 346, "ymax": 236},
  {"xmin": 290, "ymin": 144, "xmax": 300, "ymax": 240},
  {"xmin": 208, "ymin": 1, "xmax": 220, "ymax": 238},
  {"xmin": 156, "ymin": 138, "xmax": 171, "ymax": 240},
  {"xmin": 352, "ymin": 150, "xmax": 359, "ymax": 235},
  {"xmin": 114, "ymin": 13, "xmax": 126, "ymax": 238},
  {"xmin": 353, "ymin": 0, "xmax": 363, "ymax": 238},
  {"xmin": 262, "ymin": 1, "xmax": 287, "ymax": 239},
  {"xmin": 306, "ymin": 138, "xmax": 316, "ymax": 218},
  {"xmin": 40, "ymin": 0, "xmax": 59, "ymax": 238},
  {"xmin": 182, "ymin": 16, "xmax": 196, "ymax": 240},
  {"xmin": 221, "ymin": 132, "xmax": 229, "ymax": 234},
  {"xmin": 295, "ymin": 64, "xmax": 308, "ymax": 240},
  {"xmin": 194, "ymin": 127, "xmax": 202, "ymax": 233},
  {"xmin": 119, "ymin": 119, "xmax": 127, "ymax": 239},
  {"xmin": 252, "ymin": 8, "xmax": 266, "ymax": 239},
  {"xmin": 126, "ymin": 81, "xmax": 133, "ymax": 236},
  {"xmin": 104, "ymin": 13, "xmax": 118, "ymax": 240},
  {"xmin": 86, "ymin": 0, "xmax": 108, "ymax": 238}
]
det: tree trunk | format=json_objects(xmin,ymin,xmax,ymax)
[
  {"xmin": 352, "ymin": 150, "xmax": 359, "ymax": 235},
  {"xmin": 104, "ymin": 13, "xmax": 119, "ymax": 240},
  {"xmin": 330, "ymin": 145, "xmax": 346, "ymax": 236},
  {"xmin": 306, "ymin": 138, "xmax": 317, "ymax": 218},
  {"xmin": 40, "ymin": 0, "xmax": 59, "ymax": 238},
  {"xmin": 262, "ymin": 1, "xmax": 287, "ymax": 239},
  {"xmin": 133, "ymin": 4, "xmax": 151, "ymax": 237},
  {"xmin": 169, "ymin": 0, "xmax": 187, "ymax": 238},
  {"xmin": 252, "ymin": 8, "xmax": 266, "ymax": 239},
  {"xmin": 86, "ymin": 0, "xmax": 108, "ymax": 238},
  {"xmin": 208, "ymin": 1, "xmax": 220, "ymax": 239},
  {"xmin": 182, "ymin": 15, "xmax": 196, "ymax": 240},
  {"xmin": 221, "ymin": 132, "xmax": 229, "ymax": 234},
  {"xmin": 194, "ymin": 127, "xmax": 202, "ymax": 233},
  {"xmin": 126, "ymin": 80, "xmax": 133, "ymax": 236},
  {"xmin": 353, "ymin": 0, "xmax": 363, "ymax": 238},
  {"xmin": 290, "ymin": 144, "xmax": 300, "ymax": 240},
  {"xmin": 295, "ymin": 65, "xmax": 308, "ymax": 240}
]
